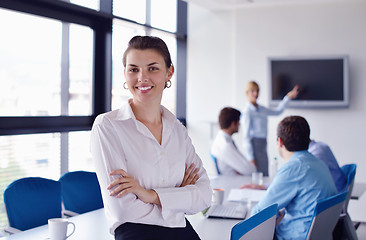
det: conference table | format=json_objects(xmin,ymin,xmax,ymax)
[
  {"xmin": 1, "ymin": 175, "xmax": 364, "ymax": 240},
  {"xmin": 186, "ymin": 175, "xmax": 269, "ymax": 239}
]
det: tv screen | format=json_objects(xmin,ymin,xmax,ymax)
[{"xmin": 268, "ymin": 55, "xmax": 349, "ymax": 108}]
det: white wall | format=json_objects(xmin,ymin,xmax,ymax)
[{"xmin": 187, "ymin": 0, "xmax": 366, "ymax": 182}]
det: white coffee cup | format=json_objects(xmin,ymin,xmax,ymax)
[
  {"xmin": 252, "ymin": 171, "xmax": 263, "ymax": 185},
  {"xmin": 48, "ymin": 218, "xmax": 75, "ymax": 240},
  {"xmin": 212, "ymin": 188, "xmax": 225, "ymax": 205}
]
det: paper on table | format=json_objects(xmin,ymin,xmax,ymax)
[{"xmin": 227, "ymin": 188, "xmax": 267, "ymax": 202}]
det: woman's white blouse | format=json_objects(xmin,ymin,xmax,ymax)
[{"xmin": 90, "ymin": 99, "xmax": 212, "ymax": 234}]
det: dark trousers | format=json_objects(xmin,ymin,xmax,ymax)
[
  {"xmin": 252, "ymin": 138, "xmax": 269, "ymax": 176},
  {"xmin": 115, "ymin": 218, "xmax": 201, "ymax": 240}
]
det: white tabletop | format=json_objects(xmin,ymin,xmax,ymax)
[
  {"xmin": 0, "ymin": 208, "xmax": 113, "ymax": 240},
  {"xmin": 187, "ymin": 175, "xmax": 268, "ymax": 239}
]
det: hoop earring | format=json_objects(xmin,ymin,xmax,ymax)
[
  {"xmin": 165, "ymin": 80, "xmax": 172, "ymax": 89},
  {"xmin": 123, "ymin": 82, "xmax": 128, "ymax": 90}
]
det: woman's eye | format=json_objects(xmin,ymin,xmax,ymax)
[
  {"xmin": 149, "ymin": 67, "xmax": 158, "ymax": 71},
  {"xmin": 129, "ymin": 68, "xmax": 138, "ymax": 72}
]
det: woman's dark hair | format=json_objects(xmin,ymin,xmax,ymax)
[
  {"xmin": 219, "ymin": 107, "xmax": 241, "ymax": 129},
  {"xmin": 122, "ymin": 36, "xmax": 172, "ymax": 69},
  {"xmin": 277, "ymin": 116, "xmax": 310, "ymax": 151}
]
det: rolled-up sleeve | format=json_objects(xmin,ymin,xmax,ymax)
[{"xmin": 266, "ymin": 96, "xmax": 290, "ymax": 116}]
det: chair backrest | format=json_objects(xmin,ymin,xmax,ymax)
[
  {"xmin": 3, "ymin": 177, "xmax": 62, "ymax": 231},
  {"xmin": 341, "ymin": 164, "xmax": 357, "ymax": 212},
  {"xmin": 210, "ymin": 154, "xmax": 221, "ymax": 175},
  {"xmin": 59, "ymin": 171, "xmax": 104, "ymax": 214},
  {"xmin": 230, "ymin": 203, "xmax": 278, "ymax": 240},
  {"xmin": 305, "ymin": 191, "xmax": 348, "ymax": 240}
]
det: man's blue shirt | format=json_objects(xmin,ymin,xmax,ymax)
[
  {"xmin": 251, "ymin": 150, "xmax": 337, "ymax": 240},
  {"xmin": 308, "ymin": 140, "xmax": 347, "ymax": 192}
]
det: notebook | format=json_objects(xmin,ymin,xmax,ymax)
[
  {"xmin": 227, "ymin": 188, "xmax": 267, "ymax": 202},
  {"xmin": 204, "ymin": 203, "xmax": 247, "ymax": 220}
]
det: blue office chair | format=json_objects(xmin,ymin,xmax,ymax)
[
  {"xmin": 210, "ymin": 154, "xmax": 221, "ymax": 175},
  {"xmin": 230, "ymin": 203, "xmax": 278, "ymax": 240},
  {"xmin": 306, "ymin": 191, "xmax": 348, "ymax": 240},
  {"xmin": 59, "ymin": 171, "xmax": 104, "ymax": 215},
  {"xmin": 337, "ymin": 164, "xmax": 358, "ymax": 240},
  {"xmin": 341, "ymin": 164, "xmax": 357, "ymax": 213},
  {"xmin": 3, "ymin": 177, "xmax": 62, "ymax": 231}
]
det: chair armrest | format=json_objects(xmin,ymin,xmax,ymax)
[
  {"xmin": 62, "ymin": 210, "xmax": 79, "ymax": 217},
  {"xmin": 4, "ymin": 226, "xmax": 22, "ymax": 235}
]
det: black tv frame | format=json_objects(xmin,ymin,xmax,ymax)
[{"xmin": 268, "ymin": 55, "xmax": 349, "ymax": 108}]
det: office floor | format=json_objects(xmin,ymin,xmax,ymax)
[{"xmin": 357, "ymin": 223, "xmax": 366, "ymax": 239}]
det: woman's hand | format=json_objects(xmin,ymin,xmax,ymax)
[
  {"xmin": 286, "ymin": 85, "xmax": 299, "ymax": 99},
  {"xmin": 108, "ymin": 169, "xmax": 161, "ymax": 205},
  {"xmin": 180, "ymin": 163, "xmax": 199, "ymax": 187}
]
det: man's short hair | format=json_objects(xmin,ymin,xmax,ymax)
[
  {"xmin": 277, "ymin": 116, "xmax": 310, "ymax": 151},
  {"xmin": 219, "ymin": 107, "xmax": 241, "ymax": 129}
]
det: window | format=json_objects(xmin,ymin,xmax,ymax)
[
  {"xmin": 113, "ymin": 1, "xmax": 146, "ymax": 24},
  {"xmin": 0, "ymin": 9, "xmax": 62, "ymax": 116},
  {"xmin": 0, "ymin": 10, "xmax": 93, "ymax": 117},
  {"xmin": 68, "ymin": 131, "xmax": 94, "ymax": 172},
  {"xmin": 151, "ymin": 0, "xmax": 177, "ymax": 32},
  {"xmin": 69, "ymin": 24, "xmax": 94, "ymax": 116},
  {"xmin": 70, "ymin": 0, "xmax": 100, "ymax": 11}
]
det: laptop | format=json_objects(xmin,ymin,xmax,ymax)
[{"xmin": 204, "ymin": 203, "xmax": 247, "ymax": 220}]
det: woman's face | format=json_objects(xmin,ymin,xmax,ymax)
[
  {"xmin": 124, "ymin": 49, "xmax": 173, "ymax": 105},
  {"xmin": 246, "ymin": 87, "xmax": 259, "ymax": 104}
]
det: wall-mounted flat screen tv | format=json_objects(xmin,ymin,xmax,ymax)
[{"xmin": 268, "ymin": 55, "xmax": 349, "ymax": 108}]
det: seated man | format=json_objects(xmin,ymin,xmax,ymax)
[
  {"xmin": 250, "ymin": 116, "xmax": 337, "ymax": 240},
  {"xmin": 309, "ymin": 140, "xmax": 347, "ymax": 192},
  {"xmin": 211, "ymin": 107, "xmax": 256, "ymax": 175}
]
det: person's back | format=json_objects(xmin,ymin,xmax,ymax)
[
  {"xmin": 251, "ymin": 116, "xmax": 337, "ymax": 240},
  {"xmin": 272, "ymin": 151, "xmax": 337, "ymax": 239},
  {"xmin": 308, "ymin": 140, "xmax": 347, "ymax": 192}
]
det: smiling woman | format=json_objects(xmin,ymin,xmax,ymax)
[
  {"xmin": 90, "ymin": 36, "xmax": 211, "ymax": 240},
  {"xmin": 111, "ymin": 24, "xmax": 178, "ymax": 115},
  {"xmin": 124, "ymin": 48, "xmax": 173, "ymax": 114},
  {"xmin": 0, "ymin": 0, "xmax": 187, "ymax": 234}
]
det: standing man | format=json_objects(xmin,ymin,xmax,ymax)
[{"xmin": 211, "ymin": 107, "xmax": 256, "ymax": 175}]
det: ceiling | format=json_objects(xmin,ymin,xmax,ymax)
[{"xmin": 182, "ymin": 0, "xmax": 346, "ymax": 10}]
